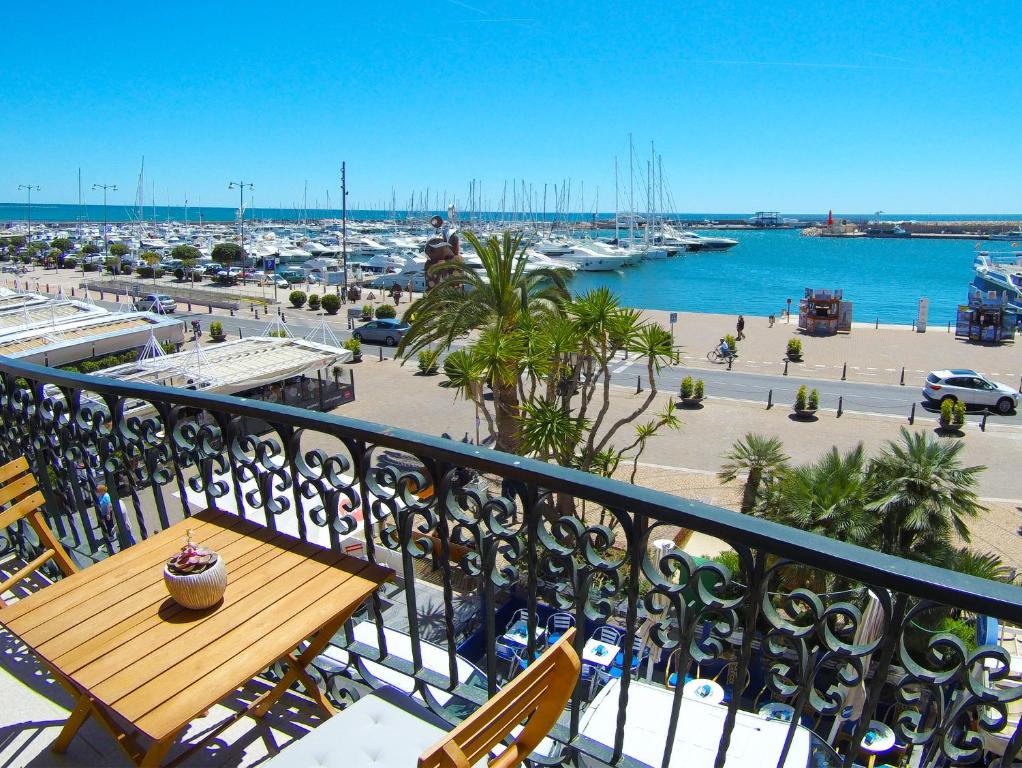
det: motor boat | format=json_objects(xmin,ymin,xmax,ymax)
[{"xmin": 971, "ymin": 251, "xmax": 1022, "ymax": 310}]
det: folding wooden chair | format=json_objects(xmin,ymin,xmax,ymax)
[
  {"xmin": 265, "ymin": 628, "xmax": 581, "ymax": 768},
  {"xmin": 0, "ymin": 457, "xmax": 78, "ymax": 606}
]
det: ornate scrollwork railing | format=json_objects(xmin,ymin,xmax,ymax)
[{"xmin": 2, "ymin": 356, "xmax": 1022, "ymax": 768}]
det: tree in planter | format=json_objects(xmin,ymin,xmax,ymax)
[
  {"xmin": 786, "ymin": 337, "xmax": 802, "ymax": 360},
  {"xmin": 209, "ymin": 321, "xmax": 225, "ymax": 340},
  {"xmin": 417, "ymin": 348, "xmax": 441, "ymax": 374},
  {"xmin": 680, "ymin": 375, "xmax": 694, "ymax": 399},
  {"xmin": 724, "ymin": 333, "xmax": 738, "ymax": 353},
  {"xmin": 808, "ymin": 388, "xmax": 820, "ymax": 410},
  {"xmin": 361, "ymin": 304, "xmax": 373, "ymax": 319},
  {"xmin": 289, "ymin": 290, "xmax": 307, "ymax": 308},
  {"xmin": 794, "ymin": 385, "xmax": 808, "ymax": 411},
  {"xmin": 308, "ymin": 294, "xmax": 321, "ymax": 311},
  {"xmin": 694, "ymin": 379, "xmax": 705, "ymax": 399},
  {"xmin": 719, "ymin": 433, "xmax": 789, "ymax": 514},
  {"xmin": 375, "ymin": 304, "xmax": 397, "ymax": 319},
  {"xmin": 344, "ymin": 337, "xmax": 362, "ymax": 360},
  {"xmin": 321, "ymin": 293, "xmax": 340, "ymax": 315}
]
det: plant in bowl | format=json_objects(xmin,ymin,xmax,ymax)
[
  {"xmin": 418, "ymin": 348, "xmax": 441, "ymax": 375},
  {"xmin": 680, "ymin": 376, "xmax": 694, "ymax": 399},
  {"xmin": 321, "ymin": 293, "xmax": 340, "ymax": 315},
  {"xmin": 307, "ymin": 293, "xmax": 321, "ymax": 311},
  {"xmin": 375, "ymin": 304, "xmax": 397, "ymax": 319},
  {"xmin": 786, "ymin": 338, "xmax": 803, "ymax": 361},
  {"xmin": 694, "ymin": 378, "xmax": 704, "ymax": 399},
  {"xmin": 361, "ymin": 303, "xmax": 373, "ymax": 320},
  {"xmin": 209, "ymin": 320, "xmax": 226, "ymax": 341},
  {"xmin": 680, "ymin": 376, "xmax": 704, "ymax": 406},
  {"xmin": 793, "ymin": 385, "xmax": 818, "ymax": 418},
  {"xmin": 344, "ymin": 337, "xmax": 362, "ymax": 362},
  {"xmin": 939, "ymin": 398, "xmax": 966, "ymax": 432},
  {"xmin": 163, "ymin": 529, "xmax": 228, "ymax": 609}
]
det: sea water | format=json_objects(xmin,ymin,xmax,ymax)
[{"xmin": 570, "ymin": 229, "xmax": 993, "ymax": 326}]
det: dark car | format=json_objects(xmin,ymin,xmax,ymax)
[{"xmin": 352, "ymin": 318, "xmax": 410, "ymax": 346}]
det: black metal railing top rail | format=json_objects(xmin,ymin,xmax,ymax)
[{"xmin": 2, "ymin": 356, "xmax": 1022, "ymax": 768}]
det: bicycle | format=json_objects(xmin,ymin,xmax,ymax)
[{"xmin": 707, "ymin": 347, "xmax": 737, "ymax": 364}]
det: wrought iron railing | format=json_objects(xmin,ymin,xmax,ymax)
[{"xmin": 2, "ymin": 355, "xmax": 1022, "ymax": 768}]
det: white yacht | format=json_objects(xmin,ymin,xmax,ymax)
[{"xmin": 555, "ymin": 244, "xmax": 630, "ymax": 271}]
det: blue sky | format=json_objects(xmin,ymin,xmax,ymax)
[{"xmin": 1, "ymin": 0, "xmax": 1020, "ymax": 213}]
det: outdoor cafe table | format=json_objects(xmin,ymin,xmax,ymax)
[
  {"xmin": 0, "ymin": 507, "xmax": 393, "ymax": 767},
  {"xmin": 582, "ymin": 638, "xmax": 620, "ymax": 668}
]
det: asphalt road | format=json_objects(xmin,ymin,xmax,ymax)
[{"xmin": 95, "ymin": 302, "xmax": 1022, "ymax": 427}]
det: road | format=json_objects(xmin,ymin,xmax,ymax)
[{"xmin": 96, "ymin": 301, "xmax": 1022, "ymax": 427}]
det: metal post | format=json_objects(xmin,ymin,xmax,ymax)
[
  {"xmin": 727, "ymin": 356, "xmax": 733, "ymax": 371},
  {"xmin": 349, "ymin": 367, "xmax": 355, "ymax": 400},
  {"xmin": 783, "ymin": 359, "xmax": 789, "ymax": 376},
  {"xmin": 767, "ymin": 389, "xmax": 773, "ymax": 409},
  {"xmin": 909, "ymin": 402, "xmax": 916, "ymax": 424},
  {"xmin": 228, "ymin": 180, "xmax": 254, "ymax": 268},
  {"xmin": 900, "ymin": 367, "xmax": 905, "ymax": 386},
  {"xmin": 837, "ymin": 396, "xmax": 843, "ymax": 417},
  {"xmin": 379, "ymin": 346, "xmax": 383, "ymax": 362},
  {"xmin": 92, "ymin": 183, "xmax": 117, "ymax": 263},
  {"xmin": 341, "ymin": 161, "xmax": 349, "ymax": 298},
  {"xmin": 208, "ymin": 304, "xmax": 213, "ymax": 314},
  {"xmin": 981, "ymin": 410, "xmax": 989, "ymax": 432},
  {"xmin": 317, "ymin": 370, "xmax": 325, "ymax": 410},
  {"xmin": 18, "ymin": 184, "xmax": 40, "ymax": 262},
  {"xmin": 238, "ymin": 328, "xmax": 242, "ymax": 339},
  {"xmin": 947, "ymin": 321, "xmax": 951, "ymax": 333},
  {"xmin": 636, "ymin": 375, "xmax": 642, "ymax": 393},
  {"xmin": 875, "ymin": 317, "xmax": 879, "ymax": 329},
  {"xmin": 841, "ymin": 362, "xmax": 847, "ymax": 381}
]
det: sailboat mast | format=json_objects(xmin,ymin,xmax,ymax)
[
  {"xmin": 614, "ymin": 157, "xmax": 619, "ymax": 243},
  {"xmin": 628, "ymin": 133, "xmax": 635, "ymax": 243}
]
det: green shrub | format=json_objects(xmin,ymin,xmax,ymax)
[
  {"xmin": 109, "ymin": 243, "xmax": 130, "ymax": 257},
  {"xmin": 375, "ymin": 304, "xmax": 397, "ymax": 319},
  {"xmin": 361, "ymin": 304, "xmax": 373, "ymax": 318},
  {"xmin": 724, "ymin": 333, "xmax": 738, "ymax": 352},
  {"xmin": 82, "ymin": 262, "xmax": 99, "ymax": 272},
  {"xmin": 808, "ymin": 388, "xmax": 820, "ymax": 410},
  {"xmin": 417, "ymin": 348, "xmax": 441, "ymax": 374},
  {"xmin": 787, "ymin": 338, "xmax": 802, "ymax": 358},
  {"xmin": 62, "ymin": 257, "xmax": 78, "ymax": 269},
  {"xmin": 321, "ymin": 293, "xmax": 340, "ymax": 315},
  {"xmin": 137, "ymin": 266, "xmax": 163, "ymax": 279},
  {"xmin": 267, "ymin": 330, "xmax": 288, "ymax": 338},
  {"xmin": 954, "ymin": 400, "xmax": 966, "ymax": 425},
  {"xmin": 794, "ymin": 385, "xmax": 808, "ymax": 411},
  {"xmin": 174, "ymin": 267, "xmax": 185, "ymax": 281},
  {"xmin": 81, "ymin": 243, "xmax": 101, "ymax": 255},
  {"xmin": 209, "ymin": 321, "xmax": 224, "ymax": 338},
  {"xmin": 680, "ymin": 376, "xmax": 694, "ymax": 399},
  {"xmin": 289, "ymin": 290, "xmax": 307, "ymax": 308},
  {"xmin": 307, "ymin": 294, "xmax": 321, "ymax": 310},
  {"xmin": 343, "ymin": 337, "xmax": 361, "ymax": 356},
  {"xmin": 121, "ymin": 264, "xmax": 133, "ymax": 275},
  {"xmin": 694, "ymin": 379, "xmax": 705, "ymax": 398}
]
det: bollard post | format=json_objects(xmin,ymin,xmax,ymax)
[
  {"xmin": 255, "ymin": 308, "xmax": 259, "ymax": 319},
  {"xmin": 981, "ymin": 410, "xmax": 989, "ymax": 432},
  {"xmin": 875, "ymin": 317, "xmax": 879, "ymax": 329},
  {"xmin": 188, "ymin": 301, "xmax": 192, "ymax": 311},
  {"xmin": 208, "ymin": 304, "xmax": 213, "ymax": 314},
  {"xmin": 767, "ymin": 389, "xmax": 773, "ymax": 409},
  {"xmin": 350, "ymin": 367, "xmax": 355, "ymax": 400},
  {"xmin": 783, "ymin": 359, "xmax": 789, "ymax": 376},
  {"xmin": 947, "ymin": 321, "xmax": 951, "ymax": 333},
  {"xmin": 230, "ymin": 308, "xmax": 235, "ymax": 317},
  {"xmin": 238, "ymin": 328, "xmax": 242, "ymax": 339},
  {"xmin": 841, "ymin": 362, "xmax": 847, "ymax": 381},
  {"xmin": 379, "ymin": 346, "xmax": 383, "ymax": 362},
  {"xmin": 71, "ymin": 288, "xmax": 75, "ymax": 297},
  {"xmin": 100, "ymin": 291, "xmax": 104, "ymax": 300},
  {"xmin": 636, "ymin": 375, "xmax": 642, "ymax": 394},
  {"xmin": 837, "ymin": 396, "xmax": 843, "ymax": 417},
  {"xmin": 727, "ymin": 356, "xmax": 733, "ymax": 371},
  {"xmin": 909, "ymin": 402, "xmax": 916, "ymax": 425},
  {"xmin": 899, "ymin": 367, "xmax": 905, "ymax": 386},
  {"xmin": 46, "ymin": 284, "xmax": 49, "ymax": 293}
]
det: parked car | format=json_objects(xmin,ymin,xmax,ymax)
[
  {"xmin": 352, "ymin": 318, "xmax": 410, "ymax": 346},
  {"xmin": 203, "ymin": 263, "xmax": 224, "ymax": 276},
  {"xmin": 274, "ymin": 276, "xmax": 290, "ymax": 289},
  {"xmin": 133, "ymin": 294, "xmax": 177, "ymax": 314},
  {"xmin": 923, "ymin": 369, "xmax": 1019, "ymax": 414}
]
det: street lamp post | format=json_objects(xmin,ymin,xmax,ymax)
[
  {"xmin": 228, "ymin": 181, "xmax": 254, "ymax": 276},
  {"xmin": 17, "ymin": 184, "xmax": 40, "ymax": 263},
  {"xmin": 92, "ymin": 183, "xmax": 117, "ymax": 264}
]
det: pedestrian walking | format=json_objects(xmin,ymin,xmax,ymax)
[
  {"xmin": 736, "ymin": 314, "xmax": 746, "ymax": 340},
  {"xmin": 768, "ymin": 314, "xmax": 775, "ymax": 328},
  {"xmin": 96, "ymin": 483, "xmax": 114, "ymax": 539}
]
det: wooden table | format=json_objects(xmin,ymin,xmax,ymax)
[{"xmin": 0, "ymin": 507, "xmax": 393, "ymax": 767}]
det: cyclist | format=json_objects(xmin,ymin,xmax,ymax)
[{"xmin": 717, "ymin": 337, "xmax": 733, "ymax": 360}]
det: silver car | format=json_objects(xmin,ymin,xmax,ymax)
[
  {"xmin": 923, "ymin": 369, "xmax": 1019, "ymax": 414},
  {"xmin": 352, "ymin": 318, "xmax": 410, "ymax": 346},
  {"xmin": 134, "ymin": 293, "xmax": 177, "ymax": 314}
]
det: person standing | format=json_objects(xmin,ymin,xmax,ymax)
[{"xmin": 736, "ymin": 315, "xmax": 746, "ymax": 340}]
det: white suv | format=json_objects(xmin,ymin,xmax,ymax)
[{"xmin": 923, "ymin": 369, "xmax": 1019, "ymax": 414}]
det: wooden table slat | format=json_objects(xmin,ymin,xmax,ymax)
[
  {"xmin": 13, "ymin": 522, "xmax": 256, "ymax": 644},
  {"xmin": 133, "ymin": 569, "xmax": 382, "ymax": 739},
  {"xmin": 77, "ymin": 543, "xmax": 351, "ymax": 692},
  {"xmin": 49, "ymin": 532, "xmax": 294, "ymax": 669},
  {"xmin": 2, "ymin": 513, "xmax": 239, "ymax": 631}
]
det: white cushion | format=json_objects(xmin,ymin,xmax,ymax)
[{"xmin": 265, "ymin": 687, "xmax": 455, "ymax": 768}]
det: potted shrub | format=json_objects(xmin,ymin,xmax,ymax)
[
  {"xmin": 694, "ymin": 378, "xmax": 705, "ymax": 400},
  {"xmin": 361, "ymin": 304, "xmax": 373, "ymax": 320},
  {"xmin": 793, "ymin": 385, "xmax": 818, "ymax": 418},
  {"xmin": 680, "ymin": 376, "xmax": 705, "ymax": 406},
  {"xmin": 375, "ymin": 304, "xmax": 397, "ymax": 320},
  {"xmin": 308, "ymin": 294, "xmax": 321, "ymax": 311},
  {"xmin": 724, "ymin": 334, "xmax": 738, "ymax": 354},
  {"xmin": 321, "ymin": 293, "xmax": 340, "ymax": 315},
  {"xmin": 163, "ymin": 529, "xmax": 228, "ymax": 609},
  {"xmin": 289, "ymin": 290, "xmax": 307, "ymax": 309},
  {"xmin": 417, "ymin": 348, "xmax": 441, "ymax": 375},
  {"xmin": 786, "ymin": 338, "xmax": 803, "ymax": 361},
  {"xmin": 938, "ymin": 399, "xmax": 966, "ymax": 432},
  {"xmin": 209, "ymin": 321, "xmax": 226, "ymax": 342},
  {"xmin": 344, "ymin": 337, "xmax": 362, "ymax": 362}
]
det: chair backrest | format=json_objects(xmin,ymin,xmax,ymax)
[
  {"xmin": 593, "ymin": 625, "xmax": 624, "ymax": 645},
  {"xmin": 418, "ymin": 628, "xmax": 580, "ymax": 768},
  {"xmin": 0, "ymin": 457, "xmax": 78, "ymax": 606},
  {"xmin": 547, "ymin": 612, "xmax": 575, "ymax": 633}
]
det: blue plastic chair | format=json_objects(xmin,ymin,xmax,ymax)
[
  {"xmin": 545, "ymin": 612, "xmax": 575, "ymax": 645},
  {"xmin": 606, "ymin": 636, "xmax": 649, "ymax": 680}
]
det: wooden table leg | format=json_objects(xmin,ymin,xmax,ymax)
[
  {"xmin": 139, "ymin": 734, "xmax": 177, "ymax": 768},
  {"xmin": 51, "ymin": 695, "xmax": 92, "ymax": 753},
  {"xmin": 249, "ymin": 611, "xmax": 350, "ymax": 718}
]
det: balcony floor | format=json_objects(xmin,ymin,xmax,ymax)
[{"xmin": 0, "ymin": 628, "xmax": 329, "ymax": 767}]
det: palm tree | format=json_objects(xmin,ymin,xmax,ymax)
[
  {"xmin": 399, "ymin": 230, "xmax": 570, "ymax": 452},
  {"xmin": 718, "ymin": 433, "xmax": 789, "ymax": 514},
  {"xmin": 867, "ymin": 427, "xmax": 985, "ymax": 558},
  {"xmin": 757, "ymin": 444, "xmax": 876, "ymax": 548}
]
